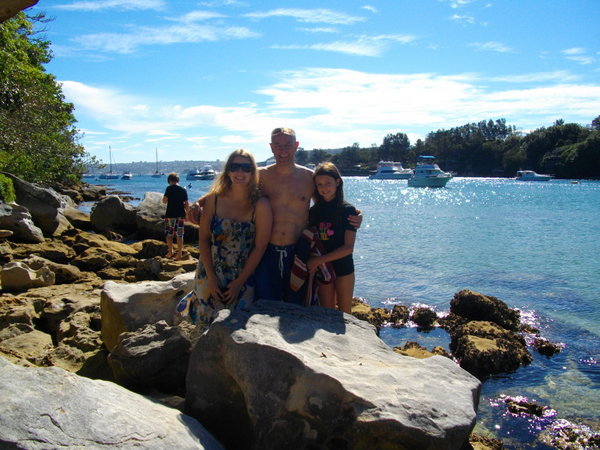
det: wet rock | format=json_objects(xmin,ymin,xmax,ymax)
[
  {"xmin": 350, "ymin": 297, "xmax": 390, "ymax": 333},
  {"xmin": 411, "ymin": 306, "xmax": 437, "ymax": 330},
  {"xmin": 450, "ymin": 321, "xmax": 531, "ymax": 378},
  {"xmin": 532, "ymin": 337, "xmax": 562, "ymax": 357},
  {"xmin": 451, "ymin": 290, "xmax": 521, "ymax": 331},
  {"xmin": 538, "ymin": 418, "xmax": 600, "ymax": 449},
  {"xmin": 394, "ymin": 341, "xmax": 435, "ymax": 359},
  {"xmin": 390, "ymin": 303, "xmax": 409, "ymax": 327}
]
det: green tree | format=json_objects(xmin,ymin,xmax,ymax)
[
  {"xmin": 0, "ymin": 13, "xmax": 91, "ymax": 186},
  {"xmin": 295, "ymin": 148, "xmax": 308, "ymax": 166},
  {"xmin": 379, "ymin": 133, "xmax": 410, "ymax": 163}
]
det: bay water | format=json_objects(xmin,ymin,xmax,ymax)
[{"xmin": 87, "ymin": 175, "xmax": 600, "ymax": 447}]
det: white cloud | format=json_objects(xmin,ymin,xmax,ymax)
[
  {"xmin": 74, "ymin": 24, "xmax": 259, "ymax": 54},
  {"xmin": 61, "ymin": 68, "xmax": 600, "ymax": 160},
  {"xmin": 449, "ymin": 14, "xmax": 475, "ymax": 25},
  {"xmin": 439, "ymin": 0, "xmax": 481, "ymax": 8},
  {"xmin": 54, "ymin": 0, "xmax": 165, "ymax": 11},
  {"xmin": 273, "ymin": 34, "xmax": 417, "ymax": 57},
  {"xmin": 469, "ymin": 41, "xmax": 514, "ymax": 53},
  {"xmin": 562, "ymin": 48, "xmax": 594, "ymax": 65},
  {"xmin": 245, "ymin": 8, "xmax": 364, "ymax": 25},
  {"xmin": 362, "ymin": 5, "xmax": 378, "ymax": 14},
  {"xmin": 167, "ymin": 11, "xmax": 226, "ymax": 23}
]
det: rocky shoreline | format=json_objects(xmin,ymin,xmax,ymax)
[{"xmin": 1, "ymin": 174, "xmax": 597, "ymax": 449}]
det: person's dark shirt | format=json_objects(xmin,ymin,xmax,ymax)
[
  {"xmin": 308, "ymin": 200, "xmax": 357, "ymax": 275},
  {"xmin": 164, "ymin": 184, "xmax": 188, "ymax": 218}
]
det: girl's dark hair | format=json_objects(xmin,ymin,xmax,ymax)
[{"xmin": 313, "ymin": 162, "xmax": 344, "ymax": 208}]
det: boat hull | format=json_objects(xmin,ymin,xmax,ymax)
[
  {"xmin": 407, "ymin": 175, "xmax": 451, "ymax": 188},
  {"xmin": 186, "ymin": 174, "xmax": 215, "ymax": 181},
  {"xmin": 369, "ymin": 173, "xmax": 412, "ymax": 180}
]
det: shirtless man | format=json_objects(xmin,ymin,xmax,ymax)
[
  {"xmin": 190, "ymin": 127, "xmax": 361, "ymax": 304},
  {"xmin": 253, "ymin": 127, "xmax": 315, "ymax": 304}
]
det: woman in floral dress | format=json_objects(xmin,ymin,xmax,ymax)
[{"xmin": 179, "ymin": 149, "xmax": 272, "ymax": 325}]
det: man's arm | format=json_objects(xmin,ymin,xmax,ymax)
[
  {"xmin": 348, "ymin": 209, "xmax": 363, "ymax": 229},
  {"xmin": 187, "ymin": 194, "xmax": 208, "ymax": 225}
]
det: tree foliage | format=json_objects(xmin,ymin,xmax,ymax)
[
  {"xmin": 304, "ymin": 117, "xmax": 599, "ymax": 178},
  {"xmin": 0, "ymin": 12, "xmax": 91, "ymax": 186}
]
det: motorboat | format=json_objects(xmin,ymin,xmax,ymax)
[
  {"xmin": 369, "ymin": 161, "xmax": 413, "ymax": 180},
  {"xmin": 515, "ymin": 170, "xmax": 553, "ymax": 181},
  {"xmin": 121, "ymin": 171, "xmax": 133, "ymax": 180},
  {"xmin": 407, "ymin": 156, "xmax": 452, "ymax": 188},
  {"xmin": 187, "ymin": 164, "xmax": 216, "ymax": 181}
]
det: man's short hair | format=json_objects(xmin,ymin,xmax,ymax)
[
  {"xmin": 271, "ymin": 127, "xmax": 296, "ymax": 139},
  {"xmin": 167, "ymin": 172, "xmax": 179, "ymax": 183}
]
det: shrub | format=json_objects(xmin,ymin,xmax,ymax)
[{"xmin": 0, "ymin": 173, "xmax": 15, "ymax": 203}]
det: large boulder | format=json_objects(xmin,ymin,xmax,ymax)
[
  {"xmin": 1, "ymin": 261, "xmax": 55, "ymax": 292},
  {"xmin": 101, "ymin": 272, "xmax": 195, "ymax": 351},
  {"xmin": 450, "ymin": 290, "xmax": 521, "ymax": 331},
  {"xmin": 107, "ymin": 320, "xmax": 192, "ymax": 394},
  {"xmin": 186, "ymin": 301, "xmax": 481, "ymax": 449},
  {"xmin": 0, "ymin": 358, "xmax": 223, "ymax": 449},
  {"xmin": 1, "ymin": 173, "xmax": 72, "ymax": 237},
  {"xmin": 22, "ymin": 255, "xmax": 83, "ymax": 284},
  {"xmin": 90, "ymin": 195, "xmax": 137, "ymax": 235},
  {"xmin": 0, "ymin": 202, "xmax": 44, "ymax": 243},
  {"xmin": 449, "ymin": 321, "xmax": 532, "ymax": 378}
]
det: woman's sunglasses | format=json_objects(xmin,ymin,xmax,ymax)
[{"xmin": 229, "ymin": 162, "xmax": 253, "ymax": 173}]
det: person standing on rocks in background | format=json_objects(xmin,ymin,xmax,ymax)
[
  {"xmin": 307, "ymin": 162, "xmax": 358, "ymax": 313},
  {"xmin": 162, "ymin": 172, "xmax": 189, "ymax": 260},
  {"xmin": 178, "ymin": 149, "xmax": 272, "ymax": 326}
]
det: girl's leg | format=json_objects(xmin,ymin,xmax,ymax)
[
  {"xmin": 334, "ymin": 273, "xmax": 355, "ymax": 314},
  {"xmin": 317, "ymin": 281, "xmax": 336, "ymax": 309}
]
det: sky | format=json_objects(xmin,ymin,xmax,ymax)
[{"xmin": 27, "ymin": 0, "xmax": 600, "ymax": 164}]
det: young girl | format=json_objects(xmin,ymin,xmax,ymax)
[
  {"xmin": 307, "ymin": 162, "xmax": 358, "ymax": 313},
  {"xmin": 180, "ymin": 149, "xmax": 272, "ymax": 325}
]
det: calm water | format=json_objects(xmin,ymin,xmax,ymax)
[{"xmin": 88, "ymin": 175, "xmax": 600, "ymax": 447}]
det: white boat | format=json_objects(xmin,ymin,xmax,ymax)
[
  {"xmin": 151, "ymin": 147, "xmax": 164, "ymax": 178},
  {"xmin": 121, "ymin": 171, "xmax": 133, "ymax": 180},
  {"xmin": 99, "ymin": 146, "xmax": 119, "ymax": 179},
  {"xmin": 407, "ymin": 156, "xmax": 452, "ymax": 188},
  {"xmin": 369, "ymin": 161, "xmax": 413, "ymax": 180},
  {"xmin": 515, "ymin": 170, "xmax": 553, "ymax": 181},
  {"xmin": 187, "ymin": 164, "xmax": 216, "ymax": 181}
]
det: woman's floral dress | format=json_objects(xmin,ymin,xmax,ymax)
[{"xmin": 178, "ymin": 213, "xmax": 255, "ymax": 325}]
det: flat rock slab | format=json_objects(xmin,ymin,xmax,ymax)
[{"xmin": 0, "ymin": 358, "xmax": 223, "ymax": 449}]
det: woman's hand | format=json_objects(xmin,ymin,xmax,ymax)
[
  {"xmin": 307, "ymin": 256, "xmax": 323, "ymax": 274},
  {"xmin": 224, "ymin": 278, "xmax": 244, "ymax": 304},
  {"xmin": 207, "ymin": 276, "xmax": 224, "ymax": 303}
]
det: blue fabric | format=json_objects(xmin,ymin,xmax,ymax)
[{"xmin": 255, "ymin": 243, "xmax": 306, "ymax": 305}]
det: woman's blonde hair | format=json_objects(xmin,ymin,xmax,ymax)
[{"xmin": 210, "ymin": 149, "xmax": 260, "ymax": 203}]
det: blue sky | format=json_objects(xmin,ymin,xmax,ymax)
[{"xmin": 29, "ymin": 0, "xmax": 600, "ymax": 164}]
